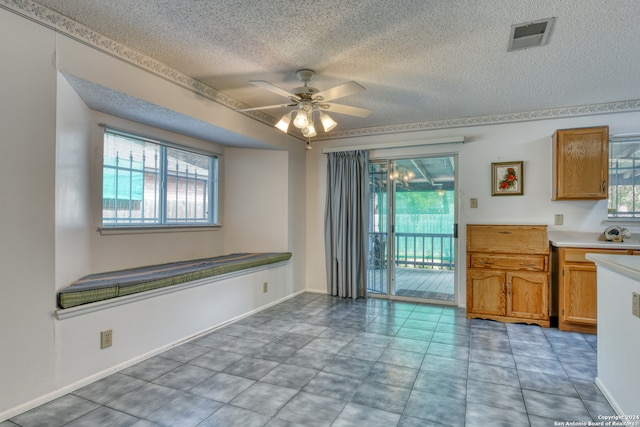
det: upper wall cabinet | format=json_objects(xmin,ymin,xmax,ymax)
[{"xmin": 552, "ymin": 126, "xmax": 609, "ymax": 200}]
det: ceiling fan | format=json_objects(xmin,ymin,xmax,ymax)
[{"xmin": 237, "ymin": 69, "xmax": 372, "ymax": 138}]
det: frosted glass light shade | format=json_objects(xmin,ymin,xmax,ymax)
[
  {"xmin": 320, "ymin": 112, "xmax": 337, "ymax": 132},
  {"xmin": 293, "ymin": 110, "xmax": 309, "ymax": 128},
  {"xmin": 275, "ymin": 114, "xmax": 291, "ymax": 132},
  {"xmin": 302, "ymin": 124, "xmax": 317, "ymax": 138}
]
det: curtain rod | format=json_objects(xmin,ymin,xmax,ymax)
[{"xmin": 321, "ymin": 136, "xmax": 465, "ymax": 153}]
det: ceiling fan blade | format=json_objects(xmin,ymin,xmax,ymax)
[
  {"xmin": 323, "ymin": 102, "xmax": 373, "ymax": 118},
  {"xmin": 250, "ymin": 80, "xmax": 301, "ymax": 101},
  {"xmin": 236, "ymin": 103, "xmax": 296, "ymax": 112},
  {"xmin": 314, "ymin": 81, "xmax": 365, "ymax": 102}
]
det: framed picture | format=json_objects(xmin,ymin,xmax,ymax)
[{"xmin": 492, "ymin": 161, "xmax": 523, "ymax": 196}]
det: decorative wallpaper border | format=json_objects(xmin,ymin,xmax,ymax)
[
  {"xmin": 0, "ymin": 0, "xmax": 276, "ymax": 127},
  {"xmin": 4, "ymin": 0, "xmax": 640, "ymax": 141},
  {"xmin": 319, "ymin": 99, "xmax": 640, "ymax": 140}
]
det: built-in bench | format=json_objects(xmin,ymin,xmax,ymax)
[{"xmin": 57, "ymin": 252, "xmax": 292, "ymax": 309}]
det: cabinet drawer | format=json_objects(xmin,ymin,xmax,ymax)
[
  {"xmin": 562, "ymin": 247, "xmax": 633, "ymax": 263},
  {"xmin": 467, "ymin": 225, "xmax": 548, "ymax": 254},
  {"xmin": 469, "ymin": 254, "xmax": 546, "ymax": 271}
]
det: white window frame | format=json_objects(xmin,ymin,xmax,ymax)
[
  {"xmin": 608, "ymin": 134, "xmax": 640, "ymax": 220},
  {"xmin": 100, "ymin": 128, "xmax": 219, "ymax": 231}
]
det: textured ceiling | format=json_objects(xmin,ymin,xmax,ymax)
[{"xmin": 21, "ymin": 0, "xmax": 640, "ymax": 142}]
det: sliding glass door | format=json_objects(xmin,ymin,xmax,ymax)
[{"xmin": 368, "ymin": 156, "xmax": 457, "ymax": 303}]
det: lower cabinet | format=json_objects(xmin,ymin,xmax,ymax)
[
  {"xmin": 509, "ymin": 271, "xmax": 549, "ymax": 321},
  {"xmin": 467, "ymin": 269, "xmax": 549, "ymax": 324},
  {"xmin": 466, "ymin": 224, "xmax": 550, "ymax": 327},
  {"xmin": 557, "ymin": 247, "xmax": 638, "ymax": 334},
  {"xmin": 467, "ymin": 270, "xmax": 505, "ymax": 317},
  {"xmin": 561, "ymin": 262, "xmax": 597, "ymax": 332}
]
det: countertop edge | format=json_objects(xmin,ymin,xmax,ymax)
[
  {"xmin": 548, "ymin": 231, "xmax": 640, "ymax": 250},
  {"xmin": 586, "ymin": 253, "xmax": 640, "ymax": 282},
  {"xmin": 549, "ymin": 241, "xmax": 640, "ymax": 250}
]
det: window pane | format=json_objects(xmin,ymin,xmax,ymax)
[
  {"xmin": 609, "ymin": 139, "xmax": 640, "ymax": 218},
  {"xmin": 102, "ymin": 130, "xmax": 218, "ymax": 227},
  {"xmin": 165, "ymin": 147, "xmax": 212, "ymax": 224},
  {"xmin": 103, "ymin": 133, "xmax": 161, "ymax": 225}
]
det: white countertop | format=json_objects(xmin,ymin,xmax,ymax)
[
  {"xmin": 548, "ymin": 230, "xmax": 640, "ymax": 250},
  {"xmin": 586, "ymin": 253, "xmax": 640, "ymax": 282}
]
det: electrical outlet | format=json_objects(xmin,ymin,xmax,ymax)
[
  {"xmin": 470, "ymin": 198, "xmax": 478, "ymax": 208},
  {"xmin": 554, "ymin": 214, "xmax": 564, "ymax": 225},
  {"xmin": 633, "ymin": 292, "xmax": 640, "ymax": 318},
  {"xmin": 100, "ymin": 329, "xmax": 113, "ymax": 349},
  {"xmin": 263, "ymin": 282, "xmax": 268, "ymax": 293}
]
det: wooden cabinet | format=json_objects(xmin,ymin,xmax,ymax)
[
  {"xmin": 556, "ymin": 247, "xmax": 637, "ymax": 334},
  {"xmin": 467, "ymin": 225, "xmax": 549, "ymax": 327},
  {"xmin": 467, "ymin": 269, "xmax": 505, "ymax": 317},
  {"xmin": 552, "ymin": 126, "xmax": 609, "ymax": 200},
  {"xmin": 509, "ymin": 271, "xmax": 549, "ymax": 321}
]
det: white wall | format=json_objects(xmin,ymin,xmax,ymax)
[
  {"xmin": 0, "ymin": 9, "xmax": 58, "ymax": 416},
  {"xmin": 54, "ymin": 264, "xmax": 293, "ymax": 395},
  {"xmin": 223, "ymin": 147, "xmax": 302, "ymax": 297},
  {"xmin": 305, "ymin": 112, "xmax": 640, "ymax": 300},
  {"xmin": 0, "ymin": 7, "xmax": 307, "ymax": 421},
  {"xmin": 223, "ymin": 148, "xmax": 289, "ymax": 253},
  {"xmin": 591, "ymin": 256, "xmax": 640, "ymax": 415},
  {"xmin": 55, "ymin": 73, "xmax": 93, "ymax": 288}
]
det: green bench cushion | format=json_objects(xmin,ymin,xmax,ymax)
[{"xmin": 58, "ymin": 252, "xmax": 292, "ymax": 309}]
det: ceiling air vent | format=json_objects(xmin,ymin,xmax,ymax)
[{"xmin": 508, "ymin": 17, "xmax": 555, "ymax": 52}]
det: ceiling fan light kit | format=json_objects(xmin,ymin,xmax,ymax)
[
  {"xmin": 293, "ymin": 107, "xmax": 311, "ymax": 129},
  {"xmin": 275, "ymin": 114, "xmax": 291, "ymax": 133},
  {"xmin": 320, "ymin": 112, "xmax": 337, "ymax": 132},
  {"xmin": 237, "ymin": 69, "xmax": 372, "ymax": 142},
  {"xmin": 302, "ymin": 123, "xmax": 317, "ymax": 138}
]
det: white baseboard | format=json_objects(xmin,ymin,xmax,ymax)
[
  {"xmin": 304, "ymin": 287, "xmax": 328, "ymax": 294},
  {"xmin": 595, "ymin": 376, "xmax": 623, "ymax": 415}
]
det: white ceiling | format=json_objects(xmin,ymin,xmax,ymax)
[{"xmin": 24, "ymin": 0, "xmax": 640, "ymax": 142}]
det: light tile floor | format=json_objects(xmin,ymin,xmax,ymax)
[{"xmin": 3, "ymin": 292, "xmax": 614, "ymax": 427}]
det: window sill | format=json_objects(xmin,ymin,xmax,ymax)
[
  {"xmin": 605, "ymin": 218, "xmax": 640, "ymax": 224},
  {"xmin": 98, "ymin": 225, "xmax": 221, "ymax": 235}
]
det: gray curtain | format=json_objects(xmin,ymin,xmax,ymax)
[{"xmin": 324, "ymin": 150, "xmax": 369, "ymax": 299}]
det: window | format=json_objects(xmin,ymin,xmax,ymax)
[
  {"xmin": 102, "ymin": 129, "xmax": 218, "ymax": 227},
  {"xmin": 608, "ymin": 135, "xmax": 640, "ymax": 218}
]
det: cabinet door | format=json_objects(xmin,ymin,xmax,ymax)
[
  {"xmin": 507, "ymin": 272, "xmax": 549, "ymax": 320},
  {"xmin": 562, "ymin": 264, "xmax": 597, "ymax": 325},
  {"xmin": 467, "ymin": 269, "xmax": 506, "ymax": 316},
  {"xmin": 553, "ymin": 126, "xmax": 608, "ymax": 200}
]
